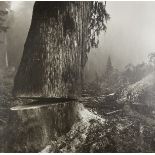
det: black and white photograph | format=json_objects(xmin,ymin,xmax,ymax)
[{"xmin": 0, "ymin": 0, "xmax": 155, "ymax": 153}]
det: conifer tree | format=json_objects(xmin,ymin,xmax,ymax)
[{"xmin": 105, "ymin": 56, "xmax": 113, "ymax": 77}]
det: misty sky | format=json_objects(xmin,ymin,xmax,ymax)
[
  {"xmin": 88, "ymin": 1, "xmax": 155, "ymax": 72},
  {"xmin": 9, "ymin": 1, "xmax": 155, "ymax": 72}
]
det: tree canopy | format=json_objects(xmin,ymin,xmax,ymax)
[{"xmin": 89, "ymin": 2, "xmax": 110, "ymax": 48}]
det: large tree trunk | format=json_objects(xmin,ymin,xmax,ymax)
[
  {"xmin": 7, "ymin": 2, "xmax": 91, "ymax": 152},
  {"xmin": 3, "ymin": 2, "xmax": 108, "ymax": 153},
  {"xmin": 13, "ymin": 2, "xmax": 90, "ymax": 99}
]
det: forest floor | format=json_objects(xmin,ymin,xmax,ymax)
[
  {"xmin": 43, "ymin": 73, "xmax": 155, "ymax": 153},
  {"xmin": 1, "ymin": 69, "xmax": 155, "ymax": 152}
]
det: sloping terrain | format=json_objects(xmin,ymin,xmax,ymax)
[
  {"xmin": 121, "ymin": 72, "xmax": 155, "ymax": 104},
  {"xmin": 41, "ymin": 72, "xmax": 155, "ymax": 153},
  {"xmin": 1, "ymin": 69, "xmax": 155, "ymax": 152}
]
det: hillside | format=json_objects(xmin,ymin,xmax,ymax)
[
  {"xmin": 1, "ymin": 69, "xmax": 155, "ymax": 152},
  {"xmin": 40, "ymin": 72, "xmax": 155, "ymax": 153}
]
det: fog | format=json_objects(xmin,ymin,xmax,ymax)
[
  {"xmin": 8, "ymin": 1, "xmax": 155, "ymax": 72},
  {"xmin": 8, "ymin": 1, "xmax": 34, "ymax": 67},
  {"xmin": 2, "ymin": 2, "xmax": 155, "ymax": 152},
  {"xmin": 87, "ymin": 1, "xmax": 155, "ymax": 74}
]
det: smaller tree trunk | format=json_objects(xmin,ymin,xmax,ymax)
[
  {"xmin": 0, "ymin": 31, "xmax": 8, "ymax": 68},
  {"xmin": 4, "ymin": 33, "xmax": 8, "ymax": 67}
]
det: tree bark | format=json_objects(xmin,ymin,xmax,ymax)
[
  {"xmin": 0, "ymin": 31, "xmax": 8, "ymax": 68},
  {"xmin": 5, "ymin": 101, "xmax": 79, "ymax": 152},
  {"xmin": 13, "ymin": 2, "xmax": 90, "ymax": 99}
]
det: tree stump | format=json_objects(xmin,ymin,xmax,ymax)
[{"xmin": 5, "ymin": 101, "xmax": 79, "ymax": 152}]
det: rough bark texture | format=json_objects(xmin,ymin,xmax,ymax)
[
  {"xmin": 0, "ymin": 31, "xmax": 8, "ymax": 68},
  {"xmin": 5, "ymin": 101, "xmax": 79, "ymax": 152},
  {"xmin": 0, "ymin": 2, "xmax": 10, "ymax": 68},
  {"xmin": 13, "ymin": 2, "xmax": 90, "ymax": 99}
]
